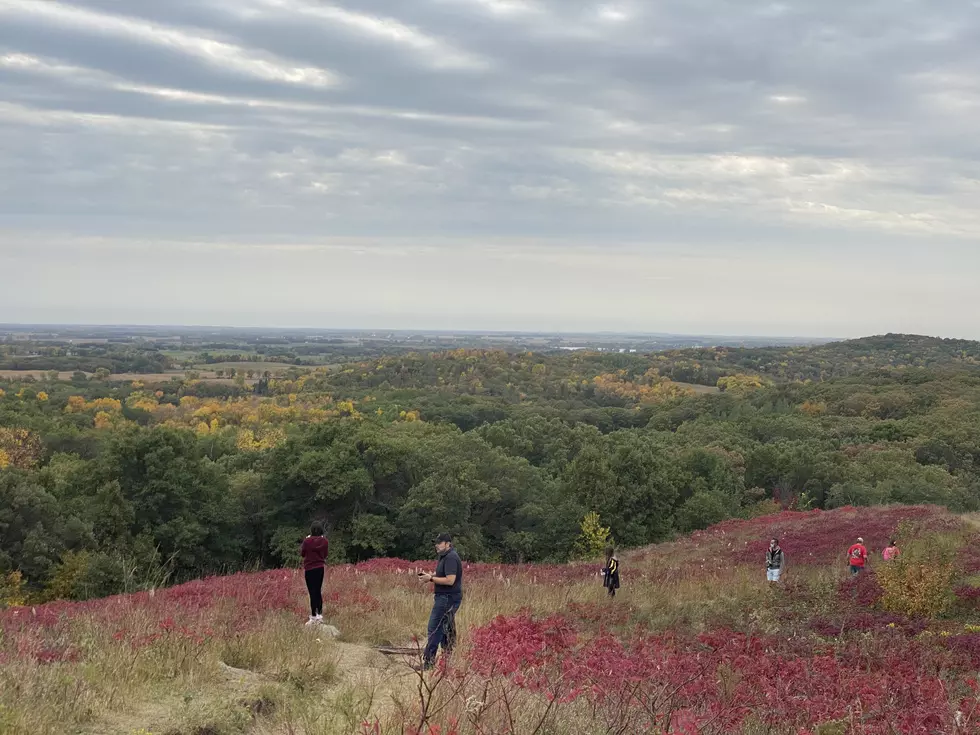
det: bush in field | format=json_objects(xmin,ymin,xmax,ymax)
[
  {"xmin": 877, "ymin": 530, "xmax": 958, "ymax": 618},
  {"xmin": 0, "ymin": 571, "xmax": 26, "ymax": 608},
  {"xmin": 878, "ymin": 558, "xmax": 956, "ymax": 618}
]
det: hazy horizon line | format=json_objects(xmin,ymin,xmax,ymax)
[{"xmin": 0, "ymin": 320, "xmax": 927, "ymax": 343}]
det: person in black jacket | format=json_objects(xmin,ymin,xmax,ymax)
[
  {"xmin": 766, "ymin": 538, "xmax": 785, "ymax": 583},
  {"xmin": 417, "ymin": 533, "xmax": 463, "ymax": 670},
  {"xmin": 602, "ymin": 545, "xmax": 621, "ymax": 598}
]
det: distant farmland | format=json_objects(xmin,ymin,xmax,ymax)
[
  {"xmin": 191, "ymin": 361, "xmax": 294, "ymax": 374},
  {"xmin": 676, "ymin": 381, "xmax": 719, "ymax": 394},
  {"xmin": 0, "ymin": 369, "xmax": 262, "ymax": 384}
]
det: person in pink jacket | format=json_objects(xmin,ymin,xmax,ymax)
[{"xmin": 883, "ymin": 540, "xmax": 900, "ymax": 561}]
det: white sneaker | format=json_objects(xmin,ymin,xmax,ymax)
[
  {"xmin": 306, "ymin": 616, "xmax": 318, "ymax": 626},
  {"xmin": 314, "ymin": 614, "xmax": 323, "ymax": 623}
]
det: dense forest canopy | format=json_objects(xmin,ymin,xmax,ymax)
[{"xmin": 2, "ymin": 332, "xmax": 980, "ymax": 604}]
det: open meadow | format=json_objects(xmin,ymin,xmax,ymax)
[{"xmin": 4, "ymin": 505, "xmax": 980, "ymax": 735}]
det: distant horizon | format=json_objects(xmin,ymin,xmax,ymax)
[{"xmin": 6, "ymin": 320, "xmax": 972, "ymax": 344}]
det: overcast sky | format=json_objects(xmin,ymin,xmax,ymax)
[{"xmin": 1, "ymin": 0, "xmax": 978, "ymax": 337}]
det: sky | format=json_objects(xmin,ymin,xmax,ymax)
[{"xmin": 0, "ymin": 0, "xmax": 978, "ymax": 338}]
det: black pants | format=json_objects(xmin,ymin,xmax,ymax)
[{"xmin": 305, "ymin": 567, "xmax": 324, "ymax": 616}]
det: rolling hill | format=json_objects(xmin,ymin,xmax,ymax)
[{"xmin": 4, "ymin": 504, "xmax": 980, "ymax": 734}]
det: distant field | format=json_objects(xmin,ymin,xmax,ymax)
[
  {"xmin": 675, "ymin": 380, "xmax": 719, "ymax": 393},
  {"xmin": 0, "ymin": 370, "xmax": 253, "ymax": 385},
  {"xmin": 111, "ymin": 372, "xmax": 206, "ymax": 383},
  {"xmin": 0, "ymin": 370, "xmax": 81, "ymax": 380},
  {"xmin": 160, "ymin": 350, "xmax": 200, "ymax": 360},
  {"xmin": 192, "ymin": 361, "xmax": 292, "ymax": 373}
]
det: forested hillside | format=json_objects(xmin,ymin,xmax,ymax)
[{"xmin": 2, "ymin": 333, "xmax": 980, "ymax": 605}]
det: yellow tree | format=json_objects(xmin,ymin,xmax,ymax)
[
  {"xmin": 574, "ymin": 511, "xmax": 612, "ymax": 559},
  {"xmin": 717, "ymin": 374, "xmax": 768, "ymax": 395},
  {"xmin": 0, "ymin": 428, "xmax": 43, "ymax": 469}
]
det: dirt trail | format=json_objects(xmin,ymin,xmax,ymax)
[{"xmin": 79, "ymin": 640, "xmax": 418, "ymax": 735}]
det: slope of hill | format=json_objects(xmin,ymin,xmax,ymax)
[
  {"xmin": 643, "ymin": 333, "xmax": 980, "ymax": 385},
  {"xmin": 5, "ymin": 332, "xmax": 980, "ymax": 607},
  {"xmin": 4, "ymin": 504, "xmax": 980, "ymax": 734}
]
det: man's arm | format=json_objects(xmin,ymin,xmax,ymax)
[
  {"xmin": 422, "ymin": 556, "xmax": 460, "ymax": 586},
  {"xmin": 429, "ymin": 573, "xmax": 457, "ymax": 586}
]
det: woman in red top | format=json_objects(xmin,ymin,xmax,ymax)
[
  {"xmin": 301, "ymin": 522, "xmax": 329, "ymax": 624},
  {"xmin": 847, "ymin": 537, "xmax": 868, "ymax": 575}
]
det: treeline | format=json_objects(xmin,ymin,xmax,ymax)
[
  {"xmin": 0, "ymin": 343, "xmax": 171, "ymax": 374},
  {"xmin": 2, "ymin": 335, "xmax": 980, "ymax": 604},
  {"xmin": 298, "ymin": 335, "xmax": 980, "ymax": 398}
]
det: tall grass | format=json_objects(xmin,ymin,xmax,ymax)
[{"xmin": 3, "ymin": 504, "xmax": 978, "ymax": 734}]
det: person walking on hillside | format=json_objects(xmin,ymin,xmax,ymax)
[
  {"xmin": 417, "ymin": 533, "xmax": 463, "ymax": 670},
  {"xmin": 883, "ymin": 540, "xmax": 900, "ymax": 561},
  {"xmin": 602, "ymin": 546, "xmax": 621, "ymax": 598},
  {"xmin": 766, "ymin": 538, "xmax": 785, "ymax": 583},
  {"xmin": 301, "ymin": 522, "xmax": 329, "ymax": 625},
  {"xmin": 847, "ymin": 537, "xmax": 868, "ymax": 575}
]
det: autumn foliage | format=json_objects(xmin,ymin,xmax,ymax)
[{"xmin": 2, "ymin": 505, "xmax": 980, "ymax": 733}]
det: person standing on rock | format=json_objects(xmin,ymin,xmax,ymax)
[
  {"xmin": 417, "ymin": 532, "xmax": 463, "ymax": 670},
  {"xmin": 766, "ymin": 538, "xmax": 785, "ymax": 583},
  {"xmin": 301, "ymin": 522, "xmax": 329, "ymax": 625},
  {"xmin": 847, "ymin": 537, "xmax": 868, "ymax": 575}
]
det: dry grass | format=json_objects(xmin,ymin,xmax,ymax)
[
  {"xmin": 0, "ymin": 567, "xmax": 772, "ymax": 735},
  {"xmin": 0, "ymin": 604, "xmax": 390, "ymax": 735},
  {"xmin": 3, "ymin": 506, "xmax": 966, "ymax": 735}
]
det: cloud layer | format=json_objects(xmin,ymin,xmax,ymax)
[{"xmin": 0, "ymin": 0, "xmax": 978, "ymax": 334}]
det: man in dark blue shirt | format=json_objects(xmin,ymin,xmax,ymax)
[{"xmin": 417, "ymin": 532, "xmax": 463, "ymax": 669}]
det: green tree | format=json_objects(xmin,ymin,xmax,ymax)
[{"xmin": 574, "ymin": 511, "xmax": 611, "ymax": 559}]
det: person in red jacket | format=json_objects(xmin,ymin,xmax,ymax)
[
  {"xmin": 847, "ymin": 537, "xmax": 868, "ymax": 575},
  {"xmin": 301, "ymin": 522, "xmax": 329, "ymax": 625}
]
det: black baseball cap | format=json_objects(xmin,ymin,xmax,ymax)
[{"xmin": 434, "ymin": 532, "xmax": 452, "ymax": 543}]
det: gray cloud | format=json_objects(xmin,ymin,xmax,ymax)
[{"xmin": 0, "ymin": 0, "xmax": 978, "ymax": 334}]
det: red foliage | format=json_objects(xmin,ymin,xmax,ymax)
[
  {"xmin": 465, "ymin": 613, "xmax": 972, "ymax": 733},
  {"xmin": 700, "ymin": 505, "xmax": 947, "ymax": 568},
  {"xmin": 838, "ymin": 570, "xmax": 885, "ymax": 608},
  {"xmin": 0, "ymin": 568, "xmax": 387, "ymax": 664},
  {"xmin": 959, "ymin": 537, "xmax": 980, "ymax": 574},
  {"xmin": 956, "ymin": 585, "xmax": 980, "ymax": 611}
]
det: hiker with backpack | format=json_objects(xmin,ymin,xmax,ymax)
[
  {"xmin": 766, "ymin": 538, "xmax": 785, "ymax": 582},
  {"xmin": 301, "ymin": 522, "xmax": 329, "ymax": 625},
  {"xmin": 602, "ymin": 546, "xmax": 621, "ymax": 598},
  {"xmin": 847, "ymin": 537, "xmax": 868, "ymax": 575}
]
